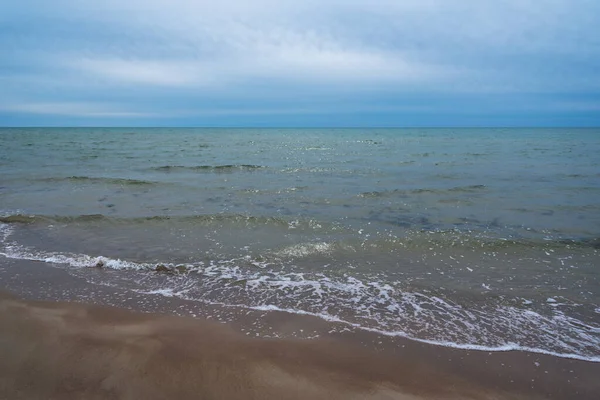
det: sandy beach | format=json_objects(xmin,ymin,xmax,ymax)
[
  {"xmin": 1, "ymin": 258, "xmax": 598, "ymax": 400},
  {"xmin": 0, "ymin": 290, "xmax": 474, "ymax": 400},
  {"xmin": 2, "ymin": 0, "xmax": 600, "ymax": 396}
]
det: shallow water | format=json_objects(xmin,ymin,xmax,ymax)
[{"xmin": 1, "ymin": 127, "xmax": 599, "ymax": 360}]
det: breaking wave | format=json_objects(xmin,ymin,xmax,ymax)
[{"xmin": 1, "ymin": 222, "xmax": 599, "ymax": 362}]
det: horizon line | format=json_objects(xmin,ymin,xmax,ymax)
[{"xmin": 1, "ymin": 126, "xmax": 599, "ymax": 129}]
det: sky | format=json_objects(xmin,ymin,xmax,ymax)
[{"xmin": 0, "ymin": 0, "xmax": 599, "ymax": 127}]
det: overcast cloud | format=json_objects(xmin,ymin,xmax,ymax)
[{"xmin": 1, "ymin": 0, "xmax": 599, "ymax": 126}]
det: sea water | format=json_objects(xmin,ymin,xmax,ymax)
[{"xmin": 1, "ymin": 127, "xmax": 599, "ymax": 360}]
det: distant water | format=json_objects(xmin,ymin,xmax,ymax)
[{"xmin": 1, "ymin": 127, "xmax": 599, "ymax": 360}]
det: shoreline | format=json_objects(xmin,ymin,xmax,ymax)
[
  {"xmin": 1, "ymin": 257, "xmax": 599, "ymax": 399},
  {"xmin": 2, "ymin": 242, "xmax": 598, "ymax": 364},
  {"xmin": 0, "ymin": 290, "xmax": 483, "ymax": 400},
  {"xmin": 2, "ymin": 235, "xmax": 598, "ymax": 364}
]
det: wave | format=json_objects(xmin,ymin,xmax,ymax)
[
  {"xmin": 1, "ymin": 223, "xmax": 598, "ymax": 363},
  {"xmin": 39, "ymin": 176, "xmax": 155, "ymax": 185},
  {"xmin": 0, "ymin": 213, "xmax": 339, "ymax": 234},
  {"xmin": 0, "ymin": 214, "xmax": 108, "ymax": 224},
  {"xmin": 358, "ymin": 185, "xmax": 486, "ymax": 198},
  {"xmin": 271, "ymin": 242, "xmax": 337, "ymax": 258},
  {"xmin": 227, "ymin": 305, "xmax": 600, "ymax": 363},
  {"xmin": 150, "ymin": 164, "xmax": 264, "ymax": 173},
  {"xmin": 269, "ymin": 235, "xmax": 600, "ymax": 258},
  {"xmin": 1, "ymin": 212, "xmax": 598, "ymax": 251}
]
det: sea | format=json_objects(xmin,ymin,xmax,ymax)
[{"xmin": 1, "ymin": 127, "xmax": 599, "ymax": 361}]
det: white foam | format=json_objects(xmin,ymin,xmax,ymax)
[
  {"xmin": 0, "ymin": 223, "xmax": 14, "ymax": 243},
  {"xmin": 2, "ymin": 224, "xmax": 599, "ymax": 363},
  {"xmin": 0, "ymin": 227, "xmax": 150, "ymax": 271},
  {"xmin": 139, "ymin": 289, "xmax": 600, "ymax": 363},
  {"xmin": 272, "ymin": 242, "xmax": 335, "ymax": 258},
  {"xmin": 244, "ymin": 304, "xmax": 600, "ymax": 362},
  {"xmin": 131, "ymin": 261, "xmax": 600, "ymax": 363},
  {"xmin": 142, "ymin": 288, "xmax": 188, "ymax": 298},
  {"xmin": 3, "ymin": 247, "xmax": 146, "ymax": 271}
]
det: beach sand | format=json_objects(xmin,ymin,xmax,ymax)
[{"xmin": 1, "ymin": 258, "xmax": 598, "ymax": 400}]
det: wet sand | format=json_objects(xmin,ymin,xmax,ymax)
[{"xmin": 1, "ymin": 258, "xmax": 599, "ymax": 399}]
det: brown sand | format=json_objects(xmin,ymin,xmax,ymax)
[
  {"xmin": 0, "ymin": 291, "xmax": 532, "ymax": 400},
  {"xmin": 0, "ymin": 258, "xmax": 598, "ymax": 399}
]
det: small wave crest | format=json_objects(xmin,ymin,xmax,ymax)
[
  {"xmin": 358, "ymin": 185, "xmax": 487, "ymax": 198},
  {"xmin": 271, "ymin": 242, "xmax": 336, "ymax": 258},
  {"xmin": 1, "ymin": 213, "xmax": 598, "ymax": 253},
  {"xmin": 39, "ymin": 176, "xmax": 155, "ymax": 185},
  {"xmin": 1, "ymin": 222, "xmax": 599, "ymax": 363},
  {"xmin": 0, "ymin": 214, "xmax": 342, "ymax": 239},
  {"xmin": 150, "ymin": 164, "xmax": 264, "ymax": 173},
  {"xmin": 0, "ymin": 214, "xmax": 107, "ymax": 224}
]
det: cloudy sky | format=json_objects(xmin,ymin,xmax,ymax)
[{"xmin": 1, "ymin": 0, "xmax": 599, "ymax": 126}]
